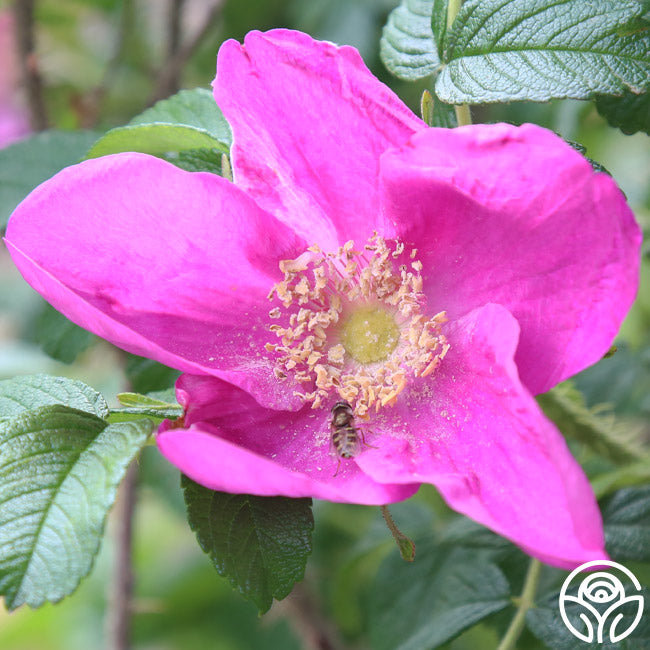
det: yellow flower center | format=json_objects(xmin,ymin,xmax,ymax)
[
  {"xmin": 266, "ymin": 234, "xmax": 450, "ymax": 417},
  {"xmin": 340, "ymin": 307, "xmax": 399, "ymax": 364}
]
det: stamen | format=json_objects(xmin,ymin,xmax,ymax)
[{"xmin": 267, "ymin": 234, "xmax": 449, "ymax": 417}]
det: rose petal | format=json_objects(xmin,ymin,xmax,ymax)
[
  {"xmin": 158, "ymin": 374, "xmax": 418, "ymax": 504},
  {"xmin": 214, "ymin": 28, "xmax": 423, "ymax": 247},
  {"xmin": 357, "ymin": 303, "xmax": 606, "ymax": 568},
  {"xmin": 4, "ymin": 152, "xmax": 307, "ymax": 409},
  {"xmin": 381, "ymin": 123, "xmax": 641, "ymax": 394}
]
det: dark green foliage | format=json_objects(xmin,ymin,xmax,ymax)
[
  {"xmin": 0, "ymin": 131, "xmax": 101, "ymax": 230},
  {"xmin": 369, "ymin": 537, "xmax": 511, "ymax": 650},
  {"xmin": 124, "ymin": 355, "xmax": 181, "ymax": 394},
  {"xmin": 596, "ymin": 90, "xmax": 650, "ymax": 136},
  {"xmin": 182, "ymin": 476, "xmax": 314, "ymax": 613},
  {"xmin": 34, "ymin": 302, "xmax": 96, "ymax": 364},
  {"xmin": 604, "ymin": 486, "xmax": 650, "ymax": 561}
]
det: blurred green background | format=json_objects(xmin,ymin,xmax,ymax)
[{"xmin": 0, "ymin": 1, "xmax": 648, "ymax": 649}]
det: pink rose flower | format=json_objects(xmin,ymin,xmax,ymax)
[{"xmin": 4, "ymin": 30, "xmax": 641, "ymax": 568}]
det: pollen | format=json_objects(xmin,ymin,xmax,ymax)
[{"xmin": 267, "ymin": 233, "xmax": 450, "ymax": 417}]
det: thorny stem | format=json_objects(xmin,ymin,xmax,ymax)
[
  {"xmin": 495, "ymin": 558, "xmax": 542, "ymax": 650},
  {"xmin": 445, "ymin": 0, "xmax": 472, "ymax": 126},
  {"xmin": 105, "ymin": 461, "xmax": 139, "ymax": 650}
]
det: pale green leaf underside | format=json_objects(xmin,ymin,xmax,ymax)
[
  {"xmin": 437, "ymin": 0, "xmax": 650, "ymax": 104},
  {"xmin": 380, "ymin": 0, "xmax": 440, "ymax": 80},
  {"xmin": 85, "ymin": 124, "xmax": 228, "ymax": 159},
  {"xmin": 0, "ymin": 406, "xmax": 151, "ymax": 609},
  {"xmin": 0, "ymin": 375, "xmax": 108, "ymax": 420}
]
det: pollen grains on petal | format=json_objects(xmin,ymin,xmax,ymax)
[{"xmin": 266, "ymin": 234, "xmax": 450, "ymax": 417}]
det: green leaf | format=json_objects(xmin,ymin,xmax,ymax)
[
  {"xmin": 537, "ymin": 382, "xmax": 648, "ymax": 465},
  {"xmin": 182, "ymin": 477, "xmax": 314, "ymax": 614},
  {"xmin": 596, "ymin": 90, "xmax": 650, "ymax": 135},
  {"xmin": 34, "ymin": 302, "xmax": 96, "ymax": 364},
  {"xmin": 109, "ymin": 391, "xmax": 183, "ymax": 422},
  {"xmin": 369, "ymin": 539, "xmax": 510, "ymax": 650},
  {"xmin": 381, "ymin": 0, "xmax": 441, "ymax": 81},
  {"xmin": 0, "ymin": 130, "xmax": 100, "ymax": 230},
  {"xmin": 160, "ymin": 148, "xmax": 225, "ymax": 174},
  {"xmin": 592, "ymin": 461, "xmax": 650, "ymax": 499},
  {"xmin": 0, "ymin": 405, "xmax": 151, "ymax": 609},
  {"xmin": 436, "ymin": 0, "xmax": 650, "ymax": 104},
  {"xmin": 130, "ymin": 88, "xmax": 232, "ymax": 146},
  {"xmin": 528, "ymin": 588, "xmax": 650, "ymax": 649},
  {"xmin": 0, "ymin": 374, "xmax": 108, "ymax": 420},
  {"xmin": 564, "ymin": 139, "xmax": 612, "ymax": 175},
  {"xmin": 420, "ymin": 88, "xmax": 458, "ymax": 127},
  {"xmin": 86, "ymin": 88, "xmax": 231, "ymax": 160},
  {"xmin": 603, "ymin": 486, "xmax": 650, "ymax": 562},
  {"xmin": 125, "ymin": 355, "xmax": 180, "ymax": 394},
  {"xmin": 117, "ymin": 392, "xmax": 179, "ymax": 409},
  {"xmin": 431, "ymin": 0, "xmax": 449, "ymax": 61},
  {"xmin": 85, "ymin": 124, "xmax": 228, "ymax": 159}
]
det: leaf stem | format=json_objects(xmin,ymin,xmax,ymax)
[
  {"xmin": 106, "ymin": 461, "xmax": 138, "ymax": 650},
  {"xmin": 496, "ymin": 558, "xmax": 542, "ymax": 650},
  {"xmin": 445, "ymin": 0, "xmax": 472, "ymax": 126},
  {"xmin": 454, "ymin": 104, "xmax": 472, "ymax": 126}
]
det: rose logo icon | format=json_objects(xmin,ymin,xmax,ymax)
[{"xmin": 559, "ymin": 560, "xmax": 644, "ymax": 643}]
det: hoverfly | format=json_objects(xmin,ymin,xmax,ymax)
[{"xmin": 330, "ymin": 400, "xmax": 373, "ymax": 475}]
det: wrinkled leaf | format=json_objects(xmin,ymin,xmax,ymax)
[
  {"xmin": 0, "ymin": 374, "xmax": 108, "ymax": 420},
  {"xmin": 528, "ymin": 588, "xmax": 650, "ymax": 649},
  {"xmin": 85, "ymin": 89, "xmax": 231, "ymax": 162},
  {"xmin": 603, "ymin": 486, "xmax": 650, "ymax": 562},
  {"xmin": 381, "ymin": 0, "xmax": 441, "ymax": 80},
  {"xmin": 130, "ymin": 88, "xmax": 232, "ymax": 146},
  {"xmin": 182, "ymin": 477, "xmax": 313, "ymax": 613},
  {"xmin": 437, "ymin": 0, "xmax": 650, "ymax": 104},
  {"xmin": 0, "ymin": 405, "xmax": 151, "ymax": 609},
  {"xmin": 369, "ymin": 538, "xmax": 510, "ymax": 650},
  {"xmin": 596, "ymin": 90, "xmax": 650, "ymax": 135}
]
